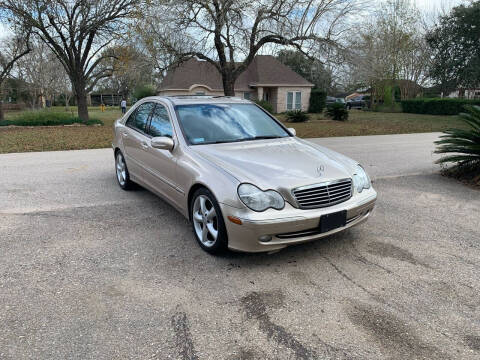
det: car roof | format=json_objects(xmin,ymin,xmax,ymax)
[{"xmin": 141, "ymin": 95, "xmax": 252, "ymax": 106}]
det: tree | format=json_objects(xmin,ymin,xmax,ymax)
[
  {"xmin": 16, "ymin": 40, "xmax": 68, "ymax": 109},
  {"xmin": 1, "ymin": 0, "xmax": 140, "ymax": 122},
  {"xmin": 276, "ymin": 50, "xmax": 332, "ymax": 91},
  {"xmin": 139, "ymin": 0, "xmax": 358, "ymax": 96},
  {"xmin": 427, "ymin": 1, "xmax": 480, "ymax": 95},
  {"xmin": 95, "ymin": 45, "xmax": 154, "ymax": 98},
  {"xmin": 0, "ymin": 26, "xmax": 31, "ymax": 121},
  {"xmin": 347, "ymin": 0, "xmax": 429, "ymax": 107}
]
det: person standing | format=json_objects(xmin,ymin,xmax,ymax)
[{"xmin": 120, "ymin": 98, "xmax": 127, "ymax": 114}]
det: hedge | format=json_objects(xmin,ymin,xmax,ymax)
[
  {"xmin": 308, "ymin": 89, "xmax": 327, "ymax": 113},
  {"xmin": 401, "ymin": 98, "xmax": 480, "ymax": 115},
  {"xmin": 0, "ymin": 110, "xmax": 103, "ymax": 126}
]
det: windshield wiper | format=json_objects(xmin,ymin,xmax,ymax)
[
  {"xmin": 243, "ymin": 136, "xmax": 284, "ymax": 141},
  {"xmin": 197, "ymin": 136, "xmax": 283, "ymax": 145},
  {"xmin": 198, "ymin": 138, "xmax": 247, "ymax": 145}
]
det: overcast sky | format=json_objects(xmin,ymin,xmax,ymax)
[
  {"xmin": 0, "ymin": 0, "xmax": 469, "ymax": 41},
  {"xmin": 407, "ymin": 0, "xmax": 465, "ymax": 12}
]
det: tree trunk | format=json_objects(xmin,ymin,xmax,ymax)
[
  {"xmin": 77, "ymin": 91, "xmax": 89, "ymax": 122},
  {"xmin": 74, "ymin": 79, "xmax": 89, "ymax": 122},
  {"xmin": 222, "ymin": 71, "xmax": 236, "ymax": 96}
]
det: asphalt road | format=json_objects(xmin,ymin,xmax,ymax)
[{"xmin": 1, "ymin": 133, "xmax": 479, "ymax": 359}]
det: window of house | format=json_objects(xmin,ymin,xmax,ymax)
[
  {"xmin": 295, "ymin": 92, "xmax": 302, "ymax": 109},
  {"xmin": 287, "ymin": 91, "xmax": 302, "ymax": 110},
  {"xmin": 243, "ymin": 92, "xmax": 251, "ymax": 100},
  {"xmin": 195, "ymin": 91, "xmax": 205, "ymax": 95}
]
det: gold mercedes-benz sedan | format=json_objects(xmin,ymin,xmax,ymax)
[{"xmin": 112, "ymin": 96, "xmax": 376, "ymax": 254}]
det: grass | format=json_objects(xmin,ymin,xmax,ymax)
[
  {"xmin": 0, "ymin": 106, "xmax": 119, "ymax": 153},
  {"xmin": 0, "ymin": 108, "xmax": 103, "ymax": 126},
  {"xmin": 0, "ymin": 107, "xmax": 468, "ymax": 154},
  {"xmin": 278, "ymin": 110, "xmax": 467, "ymax": 138}
]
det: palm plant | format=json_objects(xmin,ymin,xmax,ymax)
[
  {"xmin": 435, "ymin": 105, "xmax": 480, "ymax": 169},
  {"xmin": 326, "ymin": 103, "xmax": 348, "ymax": 121}
]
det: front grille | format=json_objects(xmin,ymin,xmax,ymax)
[{"xmin": 292, "ymin": 179, "xmax": 353, "ymax": 209}]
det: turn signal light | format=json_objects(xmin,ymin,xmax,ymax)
[{"xmin": 227, "ymin": 216, "xmax": 243, "ymax": 225}]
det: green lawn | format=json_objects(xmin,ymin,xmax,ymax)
[
  {"xmin": 0, "ymin": 107, "xmax": 121, "ymax": 153},
  {"xmin": 0, "ymin": 107, "xmax": 466, "ymax": 154},
  {"xmin": 277, "ymin": 110, "xmax": 466, "ymax": 138}
]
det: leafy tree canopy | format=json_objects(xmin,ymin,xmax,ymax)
[
  {"xmin": 427, "ymin": 1, "xmax": 480, "ymax": 91},
  {"xmin": 276, "ymin": 50, "xmax": 332, "ymax": 91}
]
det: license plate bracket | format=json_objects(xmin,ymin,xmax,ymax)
[{"xmin": 319, "ymin": 210, "xmax": 347, "ymax": 233}]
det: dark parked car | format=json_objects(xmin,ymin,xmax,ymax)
[
  {"xmin": 326, "ymin": 96, "xmax": 346, "ymax": 107},
  {"xmin": 346, "ymin": 96, "xmax": 368, "ymax": 110}
]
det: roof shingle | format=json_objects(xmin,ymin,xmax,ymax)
[{"xmin": 159, "ymin": 55, "xmax": 313, "ymax": 91}]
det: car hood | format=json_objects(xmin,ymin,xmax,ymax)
[{"xmin": 190, "ymin": 137, "xmax": 357, "ymax": 191}]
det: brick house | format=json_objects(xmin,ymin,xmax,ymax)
[{"xmin": 158, "ymin": 55, "xmax": 314, "ymax": 113}]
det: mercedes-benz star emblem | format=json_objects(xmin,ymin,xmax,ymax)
[{"xmin": 316, "ymin": 165, "xmax": 325, "ymax": 177}]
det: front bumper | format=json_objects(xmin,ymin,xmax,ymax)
[{"xmin": 220, "ymin": 188, "xmax": 377, "ymax": 252}]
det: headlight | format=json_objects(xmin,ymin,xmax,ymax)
[
  {"xmin": 352, "ymin": 165, "xmax": 371, "ymax": 193},
  {"xmin": 237, "ymin": 183, "xmax": 285, "ymax": 212}
]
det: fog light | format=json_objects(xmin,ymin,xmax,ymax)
[{"xmin": 259, "ymin": 235, "xmax": 272, "ymax": 242}]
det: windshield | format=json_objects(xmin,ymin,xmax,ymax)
[{"xmin": 175, "ymin": 103, "xmax": 290, "ymax": 145}]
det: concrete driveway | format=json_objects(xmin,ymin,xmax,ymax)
[{"xmin": 1, "ymin": 133, "xmax": 479, "ymax": 359}]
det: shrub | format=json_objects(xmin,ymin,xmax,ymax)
[
  {"xmin": 255, "ymin": 99, "xmax": 274, "ymax": 113},
  {"xmin": 401, "ymin": 98, "xmax": 480, "ymax": 115},
  {"xmin": 308, "ymin": 89, "xmax": 327, "ymax": 113},
  {"xmin": 435, "ymin": 105, "xmax": 480, "ymax": 170},
  {"xmin": 133, "ymin": 84, "xmax": 157, "ymax": 100},
  {"xmin": 285, "ymin": 110, "xmax": 309, "ymax": 122},
  {"xmin": 0, "ymin": 110, "xmax": 103, "ymax": 126},
  {"xmin": 326, "ymin": 103, "xmax": 348, "ymax": 121}
]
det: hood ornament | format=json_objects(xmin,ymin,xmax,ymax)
[{"xmin": 316, "ymin": 165, "xmax": 325, "ymax": 177}]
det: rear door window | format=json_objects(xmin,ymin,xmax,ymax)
[{"xmin": 127, "ymin": 102, "xmax": 155, "ymax": 133}]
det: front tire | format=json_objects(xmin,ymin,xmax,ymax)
[
  {"xmin": 191, "ymin": 188, "xmax": 228, "ymax": 254},
  {"xmin": 115, "ymin": 151, "xmax": 133, "ymax": 190}
]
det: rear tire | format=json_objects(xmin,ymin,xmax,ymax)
[
  {"xmin": 190, "ymin": 188, "xmax": 228, "ymax": 254},
  {"xmin": 115, "ymin": 151, "xmax": 133, "ymax": 190}
]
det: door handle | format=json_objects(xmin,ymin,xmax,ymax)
[
  {"xmin": 122, "ymin": 132, "xmax": 128, "ymax": 138},
  {"xmin": 141, "ymin": 142, "xmax": 149, "ymax": 150}
]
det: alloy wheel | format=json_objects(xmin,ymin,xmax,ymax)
[
  {"xmin": 116, "ymin": 153, "xmax": 127, "ymax": 186},
  {"xmin": 192, "ymin": 195, "xmax": 218, "ymax": 247}
]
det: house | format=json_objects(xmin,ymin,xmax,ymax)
[
  {"xmin": 346, "ymin": 92, "xmax": 369, "ymax": 101},
  {"xmin": 158, "ymin": 55, "xmax": 314, "ymax": 113},
  {"xmin": 446, "ymin": 88, "xmax": 480, "ymax": 99},
  {"xmin": 347, "ymin": 80, "xmax": 424, "ymax": 103},
  {"xmin": 89, "ymin": 93, "xmax": 122, "ymax": 106}
]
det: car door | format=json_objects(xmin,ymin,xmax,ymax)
[
  {"xmin": 122, "ymin": 102, "xmax": 155, "ymax": 178},
  {"xmin": 141, "ymin": 102, "xmax": 183, "ymax": 205}
]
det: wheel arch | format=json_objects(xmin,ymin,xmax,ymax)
[
  {"xmin": 114, "ymin": 147, "xmax": 122, "ymax": 158},
  {"xmin": 187, "ymin": 183, "xmax": 216, "ymax": 221}
]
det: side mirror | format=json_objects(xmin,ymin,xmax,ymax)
[
  {"xmin": 288, "ymin": 127, "xmax": 296, "ymax": 136},
  {"xmin": 151, "ymin": 136, "xmax": 174, "ymax": 151}
]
